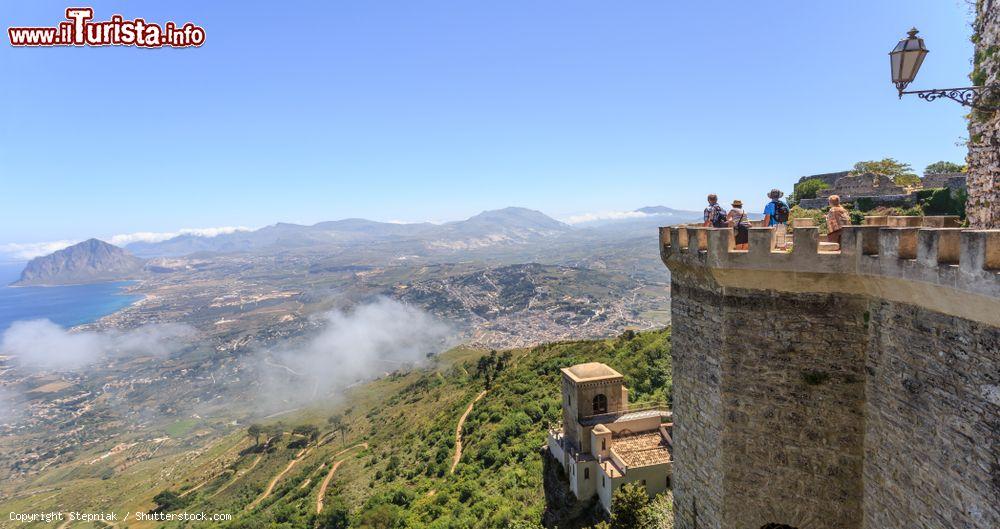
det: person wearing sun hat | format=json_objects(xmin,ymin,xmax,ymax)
[
  {"xmin": 762, "ymin": 188, "xmax": 790, "ymax": 249},
  {"xmin": 727, "ymin": 199, "xmax": 750, "ymax": 249}
]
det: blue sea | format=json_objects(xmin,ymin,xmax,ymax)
[{"xmin": 0, "ymin": 262, "xmax": 142, "ymax": 333}]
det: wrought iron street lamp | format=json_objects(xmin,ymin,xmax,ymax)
[{"xmin": 890, "ymin": 27, "xmax": 998, "ymax": 111}]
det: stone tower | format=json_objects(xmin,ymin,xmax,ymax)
[
  {"xmin": 659, "ymin": 223, "xmax": 999, "ymax": 529},
  {"xmin": 560, "ymin": 363, "xmax": 628, "ymax": 453}
]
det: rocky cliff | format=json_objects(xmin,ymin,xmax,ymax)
[
  {"xmin": 540, "ymin": 447, "xmax": 604, "ymax": 529},
  {"xmin": 13, "ymin": 239, "xmax": 145, "ymax": 286}
]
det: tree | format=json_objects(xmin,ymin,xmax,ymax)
[
  {"xmin": 151, "ymin": 490, "xmax": 187, "ymax": 513},
  {"xmin": 356, "ymin": 503, "xmax": 402, "ymax": 529},
  {"xmin": 508, "ymin": 521, "xmax": 544, "ymax": 529},
  {"xmin": 792, "ymin": 177, "xmax": 830, "ymax": 202},
  {"xmin": 849, "ymin": 158, "xmax": 920, "ymax": 187},
  {"xmin": 610, "ymin": 483, "xmax": 658, "ymax": 529},
  {"xmin": 265, "ymin": 423, "xmax": 284, "ymax": 445},
  {"xmin": 316, "ymin": 499, "xmax": 351, "ymax": 529},
  {"xmin": 476, "ymin": 353, "xmax": 499, "ymax": 389},
  {"xmin": 499, "ymin": 351, "xmax": 512, "ymax": 371},
  {"xmin": 293, "ymin": 424, "xmax": 320, "ymax": 441},
  {"xmin": 328, "ymin": 414, "xmax": 347, "ymax": 442},
  {"xmin": 473, "ymin": 349, "xmax": 514, "ymax": 389},
  {"xmin": 247, "ymin": 423, "xmax": 263, "ymax": 445},
  {"xmin": 924, "ymin": 160, "xmax": 966, "ymax": 175}
]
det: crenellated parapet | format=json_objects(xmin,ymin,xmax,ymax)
[
  {"xmin": 661, "ymin": 222, "xmax": 1000, "ymax": 529},
  {"xmin": 659, "ymin": 224, "xmax": 1000, "ymax": 325}
]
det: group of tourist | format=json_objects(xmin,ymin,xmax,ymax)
[{"xmin": 702, "ymin": 189, "xmax": 851, "ymax": 249}]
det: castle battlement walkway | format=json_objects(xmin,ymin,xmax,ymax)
[{"xmin": 659, "ymin": 224, "xmax": 1000, "ymax": 326}]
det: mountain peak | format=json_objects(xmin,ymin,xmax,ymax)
[
  {"xmin": 13, "ymin": 239, "xmax": 145, "ymax": 286},
  {"xmin": 461, "ymin": 207, "xmax": 569, "ymax": 230},
  {"xmin": 635, "ymin": 206, "xmax": 680, "ymax": 215}
]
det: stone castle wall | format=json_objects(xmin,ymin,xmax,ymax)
[
  {"xmin": 718, "ymin": 287, "xmax": 867, "ymax": 529},
  {"xmin": 672, "ymin": 278, "xmax": 869, "ymax": 529},
  {"xmin": 795, "ymin": 171, "xmax": 850, "ymax": 188},
  {"xmin": 967, "ymin": 0, "xmax": 1000, "ymax": 229},
  {"xmin": 816, "ymin": 173, "xmax": 905, "ymax": 199},
  {"xmin": 660, "ymin": 224, "xmax": 1000, "ymax": 529},
  {"xmin": 921, "ymin": 172, "xmax": 967, "ymax": 191},
  {"xmin": 795, "ymin": 172, "xmax": 966, "ymax": 210},
  {"xmin": 863, "ymin": 300, "xmax": 999, "ymax": 528},
  {"xmin": 670, "ymin": 278, "xmax": 725, "ymax": 528}
]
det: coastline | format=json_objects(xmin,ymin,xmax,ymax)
[
  {"xmin": 90, "ymin": 282, "xmax": 151, "ymax": 328},
  {"xmin": 0, "ymin": 276, "xmax": 146, "ymax": 332},
  {"xmin": 7, "ymin": 277, "xmax": 144, "ymax": 288}
]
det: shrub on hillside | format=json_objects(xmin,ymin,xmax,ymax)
[
  {"xmin": 609, "ymin": 483, "xmax": 660, "ymax": 529},
  {"xmin": 789, "ymin": 206, "xmax": 828, "ymax": 234},
  {"xmin": 791, "ymin": 178, "xmax": 830, "ymax": 204},
  {"xmin": 151, "ymin": 490, "xmax": 188, "ymax": 513},
  {"xmin": 916, "ymin": 187, "xmax": 966, "ymax": 217}
]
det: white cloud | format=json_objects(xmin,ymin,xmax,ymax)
[
  {"xmin": 110, "ymin": 226, "xmax": 253, "ymax": 246},
  {"xmin": 0, "ymin": 319, "xmax": 195, "ymax": 372},
  {"xmin": 0, "ymin": 226, "xmax": 254, "ymax": 261},
  {"xmin": 385, "ymin": 219, "xmax": 444, "ymax": 225},
  {"xmin": 257, "ymin": 298, "xmax": 453, "ymax": 407},
  {"xmin": 0, "ymin": 240, "xmax": 79, "ymax": 260},
  {"xmin": 562, "ymin": 210, "xmax": 651, "ymax": 225},
  {"xmin": 0, "ymin": 385, "xmax": 18, "ymax": 424}
]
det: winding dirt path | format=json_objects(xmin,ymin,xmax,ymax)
[
  {"xmin": 450, "ymin": 390, "xmax": 487, "ymax": 474},
  {"xmin": 316, "ymin": 443, "xmax": 368, "ymax": 514},
  {"xmin": 179, "ymin": 478, "xmax": 210, "ymax": 498},
  {"xmin": 210, "ymin": 453, "xmax": 263, "ymax": 499},
  {"xmin": 180, "ymin": 439, "xmax": 251, "ymax": 498},
  {"xmin": 246, "ymin": 447, "xmax": 312, "ymax": 510}
]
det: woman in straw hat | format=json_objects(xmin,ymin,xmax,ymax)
[{"xmin": 727, "ymin": 199, "xmax": 750, "ymax": 250}]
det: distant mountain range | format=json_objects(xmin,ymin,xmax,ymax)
[
  {"xmin": 10, "ymin": 206, "xmax": 702, "ymax": 285},
  {"xmin": 14, "ymin": 239, "xmax": 145, "ymax": 286},
  {"xmin": 121, "ymin": 206, "xmax": 701, "ymax": 258},
  {"xmin": 123, "ymin": 207, "xmax": 576, "ymax": 258}
]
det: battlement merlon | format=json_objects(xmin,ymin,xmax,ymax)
[{"xmin": 658, "ymin": 225, "xmax": 1000, "ymax": 326}]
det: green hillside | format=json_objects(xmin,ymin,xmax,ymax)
[{"xmin": 0, "ymin": 329, "xmax": 671, "ymax": 529}]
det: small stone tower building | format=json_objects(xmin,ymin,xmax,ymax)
[
  {"xmin": 547, "ymin": 362, "xmax": 672, "ymax": 513},
  {"xmin": 560, "ymin": 362, "xmax": 628, "ymax": 453}
]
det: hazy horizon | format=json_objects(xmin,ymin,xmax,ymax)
[
  {"xmin": 0, "ymin": 203, "xmax": 708, "ymax": 262},
  {"xmin": 2, "ymin": 0, "xmax": 975, "ymax": 250}
]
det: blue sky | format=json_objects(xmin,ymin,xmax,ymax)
[{"xmin": 0, "ymin": 0, "xmax": 976, "ymax": 254}]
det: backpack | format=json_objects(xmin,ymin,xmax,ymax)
[
  {"xmin": 772, "ymin": 200, "xmax": 789, "ymax": 224},
  {"xmin": 710, "ymin": 205, "xmax": 728, "ymax": 228}
]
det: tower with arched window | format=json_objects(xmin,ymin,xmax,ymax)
[
  {"xmin": 546, "ymin": 362, "xmax": 673, "ymax": 513},
  {"xmin": 560, "ymin": 362, "xmax": 627, "ymax": 452}
]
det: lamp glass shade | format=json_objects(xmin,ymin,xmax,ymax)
[{"xmin": 890, "ymin": 28, "xmax": 929, "ymax": 93}]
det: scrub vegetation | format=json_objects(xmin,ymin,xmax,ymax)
[{"xmin": 77, "ymin": 329, "xmax": 673, "ymax": 529}]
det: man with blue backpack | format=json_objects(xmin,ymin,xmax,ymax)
[
  {"xmin": 762, "ymin": 188, "xmax": 790, "ymax": 249},
  {"xmin": 703, "ymin": 193, "xmax": 728, "ymax": 228}
]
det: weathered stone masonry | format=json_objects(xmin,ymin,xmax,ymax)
[
  {"xmin": 967, "ymin": 0, "xmax": 1000, "ymax": 229},
  {"xmin": 660, "ymin": 224, "xmax": 999, "ymax": 529}
]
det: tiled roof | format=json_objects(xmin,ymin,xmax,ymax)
[{"xmin": 612, "ymin": 431, "xmax": 671, "ymax": 468}]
